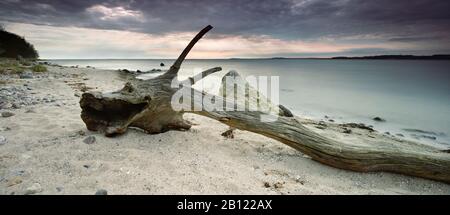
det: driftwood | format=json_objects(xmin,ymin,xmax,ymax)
[{"xmin": 80, "ymin": 25, "xmax": 450, "ymax": 183}]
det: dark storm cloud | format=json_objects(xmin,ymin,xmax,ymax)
[
  {"xmin": 1, "ymin": 0, "xmax": 450, "ymax": 40},
  {"xmin": 2, "ymin": 0, "xmax": 450, "ymax": 58}
]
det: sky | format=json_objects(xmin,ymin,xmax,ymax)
[{"xmin": 1, "ymin": 0, "xmax": 450, "ymax": 59}]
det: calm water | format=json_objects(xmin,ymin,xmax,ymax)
[{"xmin": 49, "ymin": 59, "xmax": 450, "ymax": 148}]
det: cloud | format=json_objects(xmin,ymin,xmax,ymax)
[
  {"xmin": 1, "ymin": 0, "xmax": 449, "ymax": 57},
  {"xmin": 4, "ymin": 22, "xmax": 409, "ymax": 59},
  {"xmin": 86, "ymin": 5, "xmax": 144, "ymax": 22},
  {"xmin": 1, "ymin": 0, "xmax": 449, "ymax": 38}
]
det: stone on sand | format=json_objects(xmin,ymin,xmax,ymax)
[
  {"xmin": 1, "ymin": 111, "xmax": 15, "ymax": 117},
  {"xmin": 343, "ymin": 128, "xmax": 352, "ymax": 134},
  {"xmin": 273, "ymin": 182, "xmax": 284, "ymax": 189},
  {"xmin": 95, "ymin": 189, "xmax": 108, "ymax": 195},
  {"xmin": 25, "ymin": 183, "xmax": 43, "ymax": 195},
  {"xmin": 19, "ymin": 72, "xmax": 33, "ymax": 79},
  {"xmin": 0, "ymin": 136, "xmax": 6, "ymax": 145},
  {"xmin": 83, "ymin": 136, "xmax": 96, "ymax": 144}
]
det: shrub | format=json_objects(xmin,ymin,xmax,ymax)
[
  {"xmin": 0, "ymin": 59, "xmax": 25, "ymax": 74},
  {"xmin": 31, "ymin": 64, "xmax": 47, "ymax": 72}
]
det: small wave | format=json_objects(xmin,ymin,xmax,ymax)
[{"xmin": 402, "ymin": 128, "xmax": 446, "ymax": 136}]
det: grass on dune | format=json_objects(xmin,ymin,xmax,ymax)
[
  {"xmin": 31, "ymin": 64, "xmax": 47, "ymax": 72},
  {"xmin": 0, "ymin": 59, "xmax": 25, "ymax": 74},
  {"xmin": 0, "ymin": 58, "xmax": 46, "ymax": 74}
]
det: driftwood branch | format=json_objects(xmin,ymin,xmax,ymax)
[
  {"xmin": 191, "ymin": 102, "xmax": 450, "ymax": 183},
  {"xmin": 80, "ymin": 25, "xmax": 450, "ymax": 183},
  {"xmin": 184, "ymin": 67, "xmax": 222, "ymax": 85},
  {"xmin": 164, "ymin": 25, "xmax": 213, "ymax": 78}
]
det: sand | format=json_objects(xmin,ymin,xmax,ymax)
[{"xmin": 0, "ymin": 65, "xmax": 449, "ymax": 195}]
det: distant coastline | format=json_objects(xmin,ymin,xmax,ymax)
[
  {"xmin": 230, "ymin": 54, "xmax": 450, "ymax": 60},
  {"xmin": 41, "ymin": 54, "xmax": 450, "ymax": 61},
  {"xmin": 330, "ymin": 54, "xmax": 450, "ymax": 60}
]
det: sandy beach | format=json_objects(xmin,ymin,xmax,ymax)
[{"xmin": 1, "ymin": 64, "xmax": 449, "ymax": 195}]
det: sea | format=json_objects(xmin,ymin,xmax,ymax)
[{"xmin": 48, "ymin": 59, "xmax": 450, "ymax": 148}]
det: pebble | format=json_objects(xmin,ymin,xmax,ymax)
[
  {"xmin": 95, "ymin": 189, "xmax": 108, "ymax": 195},
  {"xmin": 315, "ymin": 126, "xmax": 326, "ymax": 130},
  {"xmin": 78, "ymin": 130, "xmax": 86, "ymax": 136},
  {"xmin": 221, "ymin": 129, "xmax": 235, "ymax": 139},
  {"xmin": 56, "ymin": 187, "xmax": 64, "ymax": 192},
  {"xmin": 6, "ymin": 176, "xmax": 23, "ymax": 187},
  {"xmin": 273, "ymin": 182, "xmax": 284, "ymax": 189},
  {"xmin": 1, "ymin": 111, "xmax": 15, "ymax": 117},
  {"xmin": 343, "ymin": 128, "xmax": 352, "ymax": 134},
  {"xmin": 19, "ymin": 73, "xmax": 33, "ymax": 79},
  {"xmin": 341, "ymin": 123, "xmax": 375, "ymax": 132},
  {"xmin": 25, "ymin": 183, "xmax": 43, "ymax": 195},
  {"xmin": 0, "ymin": 136, "xmax": 6, "ymax": 145},
  {"xmin": 295, "ymin": 178, "xmax": 306, "ymax": 185},
  {"xmin": 1, "ymin": 86, "xmax": 56, "ymax": 110},
  {"xmin": 83, "ymin": 136, "xmax": 96, "ymax": 144}
]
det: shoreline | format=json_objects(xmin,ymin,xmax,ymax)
[
  {"xmin": 1, "ymin": 62, "xmax": 450, "ymax": 194},
  {"xmin": 45, "ymin": 58, "xmax": 450, "ymax": 149},
  {"xmin": 48, "ymin": 60, "xmax": 450, "ymax": 149}
]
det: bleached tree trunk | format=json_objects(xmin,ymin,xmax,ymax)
[{"xmin": 80, "ymin": 25, "xmax": 450, "ymax": 183}]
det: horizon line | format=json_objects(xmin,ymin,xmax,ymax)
[{"xmin": 41, "ymin": 54, "xmax": 450, "ymax": 61}]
